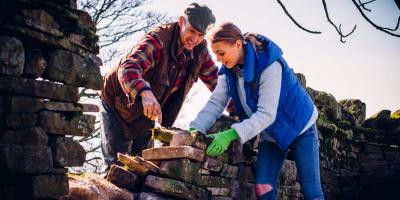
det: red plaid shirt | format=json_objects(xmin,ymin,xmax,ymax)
[{"xmin": 117, "ymin": 34, "xmax": 218, "ymax": 101}]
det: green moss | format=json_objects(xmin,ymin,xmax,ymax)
[{"xmin": 391, "ymin": 110, "xmax": 400, "ymax": 119}]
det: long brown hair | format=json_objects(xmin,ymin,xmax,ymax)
[
  {"xmin": 208, "ymin": 22, "xmax": 244, "ymax": 44},
  {"xmin": 208, "ymin": 22, "xmax": 264, "ymax": 50}
]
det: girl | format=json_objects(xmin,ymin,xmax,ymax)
[{"xmin": 189, "ymin": 22, "xmax": 324, "ymax": 200}]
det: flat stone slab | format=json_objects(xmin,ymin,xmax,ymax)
[
  {"xmin": 107, "ymin": 164, "xmax": 140, "ymax": 191},
  {"xmin": 159, "ymin": 158, "xmax": 201, "ymax": 184},
  {"xmin": 0, "ymin": 75, "xmax": 79, "ymax": 102},
  {"xmin": 117, "ymin": 153, "xmax": 158, "ymax": 176},
  {"xmin": 145, "ymin": 175, "xmax": 210, "ymax": 200},
  {"xmin": 142, "ymin": 146, "xmax": 205, "ymax": 162}
]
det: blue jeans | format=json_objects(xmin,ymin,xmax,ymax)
[{"xmin": 256, "ymin": 124, "xmax": 324, "ymax": 200}]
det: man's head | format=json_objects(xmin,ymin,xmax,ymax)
[{"xmin": 179, "ymin": 3, "xmax": 215, "ymax": 50}]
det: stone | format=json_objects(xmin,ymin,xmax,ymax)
[
  {"xmin": 5, "ymin": 95, "xmax": 45, "ymax": 113},
  {"xmin": 0, "ymin": 75, "xmax": 79, "ymax": 102},
  {"xmin": 107, "ymin": 164, "xmax": 139, "ymax": 191},
  {"xmin": 50, "ymin": 136, "xmax": 86, "ymax": 167},
  {"xmin": 1, "ymin": 144, "xmax": 53, "ymax": 173},
  {"xmin": 170, "ymin": 130, "xmax": 207, "ymax": 150},
  {"xmin": 0, "ymin": 36, "xmax": 24, "ymax": 76},
  {"xmin": 307, "ymin": 88, "xmax": 342, "ymax": 121},
  {"xmin": 1, "ymin": 127, "xmax": 48, "ymax": 146},
  {"xmin": 220, "ymin": 164, "xmax": 238, "ymax": 179},
  {"xmin": 40, "ymin": 111, "xmax": 95, "ymax": 136},
  {"xmin": 142, "ymin": 146, "xmax": 205, "ymax": 162},
  {"xmin": 5, "ymin": 113, "xmax": 38, "ymax": 129},
  {"xmin": 60, "ymin": 173, "xmax": 134, "ymax": 200},
  {"xmin": 206, "ymin": 187, "xmax": 231, "ymax": 196},
  {"xmin": 24, "ymin": 49, "xmax": 47, "ymax": 77},
  {"xmin": 228, "ymin": 141, "xmax": 244, "ymax": 164},
  {"xmin": 199, "ymin": 175, "xmax": 231, "ymax": 188},
  {"xmin": 81, "ymin": 103, "xmax": 100, "ymax": 112},
  {"xmin": 202, "ymin": 157, "xmax": 223, "ymax": 171},
  {"xmin": 117, "ymin": 153, "xmax": 159, "ymax": 176},
  {"xmin": 152, "ymin": 126, "xmax": 176, "ymax": 143},
  {"xmin": 19, "ymin": 9, "xmax": 63, "ymax": 37},
  {"xmin": 145, "ymin": 175, "xmax": 210, "ymax": 200},
  {"xmin": 139, "ymin": 192, "xmax": 173, "ymax": 200},
  {"xmin": 230, "ymin": 181, "xmax": 256, "ymax": 200},
  {"xmin": 2, "ymin": 173, "xmax": 69, "ymax": 199},
  {"xmin": 45, "ymin": 49, "xmax": 103, "ymax": 90},
  {"xmin": 339, "ymin": 99, "xmax": 366, "ymax": 126},
  {"xmin": 280, "ymin": 160, "xmax": 298, "ymax": 186},
  {"xmin": 211, "ymin": 197, "xmax": 233, "ymax": 200},
  {"xmin": 207, "ymin": 115, "xmax": 238, "ymax": 134},
  {"xmin": 159, "ymin": 158, "xmax": 201, "ymax": 184},
  {"xmin": 237, "ymin": 165, "xmax": 256, "ymax": 183},
  {"xmin": 44, "ymin": 101, "xmax": 82, "ymax": 112}
]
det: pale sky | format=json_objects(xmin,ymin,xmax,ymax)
[{"xmin": 107, "ymin": 0, "xmax": 400, "ymax": 128}]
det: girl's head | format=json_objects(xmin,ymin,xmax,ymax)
[{"xmin": 208, "ymin": 22, "xmax": 244, "ymax": 68}]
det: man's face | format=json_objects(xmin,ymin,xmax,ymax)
[{"xmin": 178, "ymin": 16, "xmax": 205, "ymax": 50}]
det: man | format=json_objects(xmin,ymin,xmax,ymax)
[{"xmin": 99, "ymin": 3, "xmax": 218, "ymax": 169}]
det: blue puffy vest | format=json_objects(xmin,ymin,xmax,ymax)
[{"xmin": 219, "ymin": 34, "xmax": 314, "ymax": 150}]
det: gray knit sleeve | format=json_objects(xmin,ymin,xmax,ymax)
[
  {"xmin": 232, "ymin": 61, "xmax": 282, "ymax": 143},
  {"xmin": 189, "ymin": 75, "xmax": 230, "ymax": 134}
]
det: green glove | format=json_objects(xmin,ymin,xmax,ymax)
[
  {"xmin": 188, "ymin": 127, "xmax": 197, "ymax": 134},
  {"xmin": 206, "ymin": 128, "xmax": 238, "ymax": 157}
]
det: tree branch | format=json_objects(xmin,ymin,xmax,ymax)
[
  {"xmin": 322, "ymin": 0, "xmax": 357, "ymax": 43},
  {"xmin": 277, "ymin": 0, "xmax": 322, "ymax": 34},
  {"xmin": 352, "ymin": 0, "xmax": 400, "ymax": 36}
]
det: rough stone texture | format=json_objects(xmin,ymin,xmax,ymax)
[
  {"xmin": 199, "ymin": 175, "xmax": 231, "ymax": 188},
  {"xmin": 202, "ymin": 157, "xmax": 223, "ymax": 172},
  {"xmin": 1, "ymin": 127, "xmax": 48, "ymax": 146},
  {"xmin": 60, "ymin": 173, "xmax": 134, "ymax": 200},
  {"xmin": 50, "ymin": 136, "xmax": 86, "ymax": 167},
  {"xmin": 237, "ymin": 165, "xmax": 256, "ymax": 183},
  {"xmin": 117, "ymin": 153, "xmax": 159, "ymax": 176},
  {"xmin": 5, "ymin": 95, "xmax": 44, "ymax": 113},
  {"xmin": 230, "ymin": 181, "xmax": 256, "ymax": 200},
  {"xmin": 138, "ymin": 192, "xmax": 173, "ymax": 200},
  {"xmin": 18, "ymin": 9, "xmax": 63, "ymax": 37},
  {"xmin": 45, "ymin": 49, "xmax": 103, "ymax": 89},
  {"xmin": 220, "ymin": 164, "xmax": 238, "ymax": 179},
  {"xmin": 159, "ymin": 158, "xmax": 201, "ymax": 184},
  {"xmin": 145, "ymin": 175, "xmax": 210, "ymax": 200},
  {"xmin": 170, "ymin": 130, "xmax": 207, "ymax": 150},
  {"xmin": 207, "ymin": 115, "xmax": 238, "ymax": 134},
  {"xmin": 40, "ymin": 111, "xmax": 95, "ymax": 136},
  {"xmin": 0, "ymin": 36, "xmax": 24, "ymax": 76},
  {"xmin": 24, "ymin": 48, "xmax": 47, "ymax": 77},
  {"xmin": 308, "ymin": 88, "xmax": 342, "ymax": 121},
  {"xmin": 0, "ymin": 75, "xmax": 79, "ymax": 102},
  {"xmin": 1, "ymin": 144, "xmax": 53, "ymax": 173},
  {"xmin": 339, "ymin": 99, "xmax": 366, "ymax": 126},
  {"xmin": 107, "ymin": 164, "xmax": 139, "ymax": 191},
  {"xmin": 207, "ymin": 187, "xmax": 231, "ymax": 196},
  {"xmin": 142, "ymin": 146, "xmax": 205, "ymax": 162},
  {"xmin": 4, "ymin": 113, "xmax": 38, "ymax": 129}
]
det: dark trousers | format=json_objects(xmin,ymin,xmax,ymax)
[{"xmin": 99, "ymin": 99, "xmax": 151, "ymax": 171}]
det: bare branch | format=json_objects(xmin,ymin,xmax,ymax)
[
  {"xmin": 353, "ymin": 0, "xmax": 400, "ymax": 36},
  {"xmin": 322, "ymin": 0, "xmax": 357, "ymax": 43},
  {"xmin": 277, "ymin": 0, "xmax": 322, "ymax": 34},
  {"xmin": 358, "ymin": 0, "xmax": 376, "ymax": 12}
]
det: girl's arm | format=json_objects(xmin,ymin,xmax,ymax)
[{"xmin": 189, "ymin": 75, "xmax": 230, "ymax": 134}]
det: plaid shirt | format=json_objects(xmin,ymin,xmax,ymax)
[{"xmin": 117, "ymin": 34, "xmax": 218, "ymax": 101}]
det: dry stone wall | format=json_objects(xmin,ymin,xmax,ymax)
[{"xmin": 0, "ymin": 0, "xmax": 101, "ymax": 199}]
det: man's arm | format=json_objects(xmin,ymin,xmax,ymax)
[{"xmin": 117, "ymin": 34, "xmax": 163, "ymax": 123}]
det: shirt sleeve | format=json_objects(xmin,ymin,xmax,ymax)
[
  {"xmin": 232, "ymin": 61, "xmax": 282, "ymax": 143},
  {"xmin": 117, "ymin": 34, "xmax": 162, "ymax": 100},
  {"xmin": 198, "ymin": 52, "xmax": 219, "ymax": 91},
  {"xmin": 189, "ymin": 74, "xmax": 231, "ymax": 134}
]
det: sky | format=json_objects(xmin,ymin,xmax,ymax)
[{"xmin": 106, "ymin": 0, "xmax": 400, "ymax": 129}]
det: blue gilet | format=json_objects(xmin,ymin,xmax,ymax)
[{"xmin": 219, "ymin": 34, "xmax": 314, "ymax": 150}]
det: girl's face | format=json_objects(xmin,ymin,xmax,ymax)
[{"xmin": 211, "ymin": 40, "xmax": 243, "ymax": 69}]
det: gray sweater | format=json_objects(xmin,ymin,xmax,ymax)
[{"xmin": 190, "ymin": 61, "xmax": 318, "ymax": 144}]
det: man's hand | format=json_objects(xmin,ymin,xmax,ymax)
[
  {"xmin": 206, "ymin": 128, "xmax": 238, "ymax": 157},
  {"xmin": 140, "ymin": 90, "xmax": 162, "ymax": 124}
]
